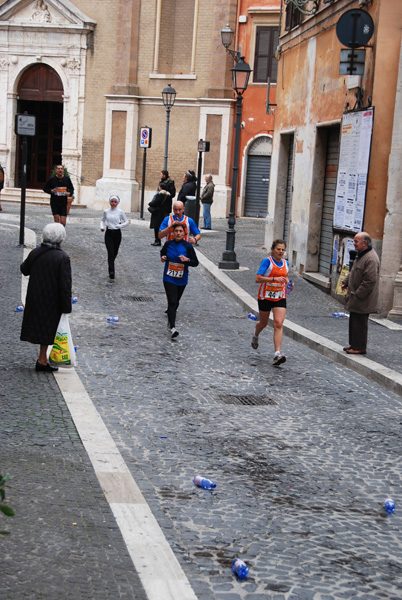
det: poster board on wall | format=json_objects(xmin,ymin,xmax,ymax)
[{"xmin": 333, "ymin": 107, "xmax": 374, "ymax": 231}]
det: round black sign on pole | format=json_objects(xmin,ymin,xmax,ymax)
[{"xmin": 336, "ymin": 9, "xmax": 374, "ymax": 49}]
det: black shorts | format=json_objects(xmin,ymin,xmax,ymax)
[
  {"xmin": 258, "ymin": 298, "xmax": 287, "ymax": 312},
  {"xmin": 50, "ymin": 196, "xmax": 67, "ymax": 217}
]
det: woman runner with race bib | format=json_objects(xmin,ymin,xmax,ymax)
[
  {"xmin": 251, "ymin": 239, "xmax": 293, "ymax": 366},
  {"xmin": 160, "ymin": 222, "xmax": 199, "ymax": 339}
]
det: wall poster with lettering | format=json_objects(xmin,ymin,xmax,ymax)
[{"xmin": 333, "ymin": 107, "xmax": 374, "ymax": 232}]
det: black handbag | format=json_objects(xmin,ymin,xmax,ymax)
[{"xmin": 148, "ymin": 204, "xmax": 158, "ymax": 214}]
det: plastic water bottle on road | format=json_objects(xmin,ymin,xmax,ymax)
[
  {"xmin": 72, "ymin": 297, "xmax": 78, "ymax": 304},
  {"xmin": 193, "ymin": 476, "xmax": 216, "ymax": 490},
  {"xmin": 107, "ymin": 316, "xmax": 119, "ymax": 323},
  {"xmin": 384, "ymin": 498, "xmax": 395, "ymax": 514},
  {"xmin": 332, "ymin": 312, "xmax": 349, "ymax": 318},
  {"xmin": 247, "ymin": 313, "xmax": 257, "ymax": 321},
  {"xmin": 232, "ymin": 558, "xmax": 249, "ymax": 578},
  {"xmin": 15, "ymin": 306, "xmax": 24, "ymax": 312}
]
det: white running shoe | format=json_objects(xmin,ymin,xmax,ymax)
[
  {"xmin": 251, "ymin": 335, "xmax": 259, "ymax": 349},
  {"xmin": 171, "ymin": 328, "xmax": 179, "ymax": 339},
  {"xmin": 273, "ymin": 354, "xmax": 286, "ymax": 366}
]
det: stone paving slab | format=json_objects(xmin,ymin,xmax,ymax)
[{"xmin": 0, "ymin": 223, "xmax": 147, "ymax": 600}]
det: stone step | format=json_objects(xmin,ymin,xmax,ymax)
[{"xmin": 1, "ymin": 187, "xmax": 86, "ymax": 208}]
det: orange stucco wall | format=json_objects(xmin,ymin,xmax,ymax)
[{"xmin": 273, "ymin": 0, "xmax": 402, "ymax": 242}]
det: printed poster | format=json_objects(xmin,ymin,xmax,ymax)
[{"xmin": 333, "ymin": 108, "xmax": 374, "ymax": 232}]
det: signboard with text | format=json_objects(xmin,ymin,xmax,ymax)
[{"xmin": 333, "ymin": 107, "xmax": 374, "ymax": 232}]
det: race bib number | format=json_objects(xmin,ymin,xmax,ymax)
[
  {"xmin": 55, "ymin": 187, "xmax": 67, "ymax": 196},
  {"xmin": 264, "ymin": 284, "xmax": 282, "ymax": 300},
  {"xmin": 167, "ymin": 262, "xmax": 184, "ymax": 278}
]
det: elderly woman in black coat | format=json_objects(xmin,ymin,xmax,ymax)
[
  {"xmin": 148, "ymin": 182, "xmax": 172, "ymax": 246},
  {"xmin": 20, "ymin": 223, "xmax": 72, "ymax": 372}
]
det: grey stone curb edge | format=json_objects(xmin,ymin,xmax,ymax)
[{"xmin": 197, "ymin": 251, "xmax": 402, "ymax": 399}]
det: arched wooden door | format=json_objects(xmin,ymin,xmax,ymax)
[{"xmin": 16, "ymin": 64, "xmax": 63, "ymax": 189}]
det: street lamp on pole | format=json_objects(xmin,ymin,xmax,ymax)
[
  {"xmin": 162, "ymin": 83, "xmax": 176, "ymax": 171},
  {"xmin": 218, "ymin": 55, "xmax": 251, "ymax": 270}
]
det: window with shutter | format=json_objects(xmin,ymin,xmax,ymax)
[
  {"xmin": 253, "ymin": 26, "xmax": 279, "ymax": 83},
  {"xmin": 285, "ymin": 3, "xmax": 302, "ymax": 31}
]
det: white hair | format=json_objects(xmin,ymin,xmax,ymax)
[{"xmin": 42, "ymin": 223, "xmax": 66, "ymax": 245}]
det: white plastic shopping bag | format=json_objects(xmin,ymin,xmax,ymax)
[{"xmin": 48, "ymin": 313, "xmax": 76, "ymax": 368}]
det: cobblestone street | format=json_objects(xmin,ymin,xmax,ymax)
[{"xmin": 1, "ymin": 205, "xmax": 402, "ymax": 600}]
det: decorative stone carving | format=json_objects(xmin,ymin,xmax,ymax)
[
  {"xmin": 0, "ymin": 55, "xmax": 9, "ymax": 69},
  {"xmin": 67, "ymin": 58, "xmax": 80, "ymax": 71},
  {"xmin": 32, "ymin": 0, "xmax": 51, "ymax": 23},
  {"xmin": 388, "ymin": 266, "xmax": 402, "ymax": 318}
]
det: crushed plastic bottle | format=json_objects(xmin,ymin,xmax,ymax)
[
  {"xmin": 332, "ymin": 312, "xmax": 349, "ymax": 318},
  {"xmin": 193, "ymin": 476, "xmax": 216, "ymax": 490},
  {"xmin": 286, "ymin": 280, "xmax": 293, "ymax": 297},
  {"xmin": 384, "ymin": 498, "xmax": 395, "ymax": 515},
  {"xmin": 247, "ymin": 313, "xmax": 257, "ymax": 321},
  {"xmin": 232, "ymin": 558, "xmax": 249, "ymax": 579},
  {"xmin": 72, "ymin": 297, "xmax": 78, "ymax": 304},
  {"xmin": 107, "ymin": 316, "xmax": 119, "ymax": 323},
  {"xmin": 15, "ymin": 306, "xmax": 24, "ymax": 312}
]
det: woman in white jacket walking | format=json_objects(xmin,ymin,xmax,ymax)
[{"xmin": 100, "ymin": 195, "xmax": 129, "ymax": 279}]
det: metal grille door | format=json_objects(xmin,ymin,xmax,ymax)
[
  {"xmin": 284, "ymin": 135, "xmax": 294, "ymax": 244},
  {"xmin": 318, "ymin": 127, "xmax": 340, "ymax": 275},
  {"xmin": 244, "ymin": 155, "xmax": 271, "ymax": 217}
]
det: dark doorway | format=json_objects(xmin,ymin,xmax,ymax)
[{"xmin": 16, "ymin": 64, "xmax": 63, "ymax": 189}]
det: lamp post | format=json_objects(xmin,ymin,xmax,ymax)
[
  {"xmin": 162, "ymin": 83, "xmax": 176, "ymax": 171},
  {"xmin": 218, "ymin": 55, "xmax": 251, "ymax": 269}
]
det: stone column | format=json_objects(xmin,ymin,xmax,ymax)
[{"xmin": 379, "ymin": 35, "xmax": 402, "ymax": 316}]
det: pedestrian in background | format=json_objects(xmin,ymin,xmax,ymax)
[
  {"xmin": 159, "ymin": 169, "xmax": 176, "ymax": 200},
  {"xmin": 200, "ymin": 174, "xmax": 214, "ymax": 230},
  {"xmin": 177, "ymin": 171, "xmax": 196, "ymax": 205},
  {"xmin": 100, "ymin": 195, "xmax": 129, "ymax": 279},
  {"xmin": 341, "ymin": 231, "xmax": 380, "ymax": 355},
  {"xmin": 43, "ymin": 164, "xmax": 74, "ymax": 227},
  {"xmin": 160, "ymin": 222, "xmax": 199, "ymax": 339},
  {"xmin": 20, "ymin": 223, "xmax": 72, "ymax": 372},
  {"xmin": 251, "ymin": 239, "xmax": 292, "ymax": 366},
  {"xmin": 148, "ymin": 182, "xmax": 172, "ymax": 246}
]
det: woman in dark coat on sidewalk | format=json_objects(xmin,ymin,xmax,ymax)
[
  {"xmin": 20, "ymin": 223, "xmax": 72, "ymax": 372},
  {"xmin": 148, "ymin": 182, "xmax": 172, "ymax": 246}
]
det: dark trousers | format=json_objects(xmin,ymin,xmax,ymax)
[
  {"xmin": 349, "ymin": 312, "xmax": 369, "ymax": 351},
  {"xmin": 164, "ymin": 281, "xmax": 186, "ymax": 328},
  {"xmin": 153, "ymin": 227, "xmax": 160, "ymax": 243},
  {"xmin": 105, "ymin": 228, "xmax": 122, "ymax": 275}
]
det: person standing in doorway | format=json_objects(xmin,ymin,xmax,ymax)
[
  {"xmin": 251, "ymin": 239, "xmax": 293, "ymax": 366},
  {"xmin": 341, "ymin": 231, "xmax": 380, "ymax": 354},
  {"xmin": 100, "ymin": 195, "xmax": 129, "ymax": 279},
  {"xmin": 200, "ymin": 174, "xmax": 214, "ymax": 230},
  {"xmin": 43, "ymin": 164, "xmax": 74, "ymax": 227}
]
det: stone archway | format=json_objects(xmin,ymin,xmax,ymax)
[{"xmin": 16, "ymin": 64, "xmax": 64, "ymax": 188}]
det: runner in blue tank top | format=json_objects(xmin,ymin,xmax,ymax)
[{"xmin": 160, "ymin": 221, "xmax": 199, "ymax": 339}]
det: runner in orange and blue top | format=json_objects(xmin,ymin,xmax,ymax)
[
  {"xmin": 158, "ymin": 201, "xmax": 201, "ymax": 244},
  {"xmin": 251, "ymin": 239, "xmax": 293, "ymax": 366}
]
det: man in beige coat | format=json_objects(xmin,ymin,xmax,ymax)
[{"xmin": 341, "ymin": 232, "xmax": 380, "ymax": 354}]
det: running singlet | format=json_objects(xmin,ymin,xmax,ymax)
[
  {"xmin": 166, "ymin": 215, "xmax": 190, "ymax": 241},
  {"xmin": 257, "ymin": 256, "xmax": 289, "ymax": 301}
]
